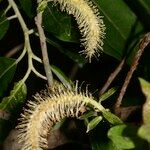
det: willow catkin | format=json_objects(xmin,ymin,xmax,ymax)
[
  {"xmin": 17, "ymin": 86, "xmax": 99, "ymax": 150},
  {"xmin": 48, "ymin": 0, "xmax": 106, "ymax": 61}
]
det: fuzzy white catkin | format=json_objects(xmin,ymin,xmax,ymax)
[
  {"xmin": 17, "ymin": 89, "xmax": 93, "ymax": 150},
  {"xmin": 16, "ymin": 80, "xmax": 105, "ymax": 150},
  {"xmin": 49, "ymin": 0, "xmax": 106, "ymax": 61}
]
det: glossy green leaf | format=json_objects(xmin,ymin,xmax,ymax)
[
  {"xmin": 138, "ymin": 124, "xmax": 150, "ymax": 142},
  {"xmin": 0, "ymin": 57, "xmax": 16, "ymax": 98},
  {"xmin": 19, "ymin": 0, "xmax": 34, "ymax": 17},
  {"xmin": 102, "ymin": 111, "xmax": 123, "ymax": 125},
  {"xmin": 95, "ymin": 0, "xmax": 144, "ymax": 60},
  {"xmin": 86, "ymin": 116, "xmax": 102, "ymax": 132},
  {"xmin": 43, "ymin": 3, "xmax": 79, "ymax": 42},
  {"xmin": 99, "ymin": 87, "xmax": 117, "ymax": 103},
  {"xmin": 0, "ymin": 80, "xmax": 27, "ymax": 114},
  {"xmin": 51, "ymin": 65, "xmax": 72, "ymax": 89},
  {"xmin": 0, "ymin": 11, "xmax": 9, "ymax": 40},
  {"xmin": 108, "ymin": 125, "xmax": 136, "ymax": 149}
]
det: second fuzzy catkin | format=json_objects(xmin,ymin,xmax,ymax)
[
  {"xmin": 17, "ymin": 88, "xmax": 93, "ymax": 150},
  {"xmin": 48, "ymin": 0, "xmax": 106, "ymax": 61}
]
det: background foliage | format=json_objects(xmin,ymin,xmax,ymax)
[{"xmin": 0, "ymin": 0, "xmax": 150, "ymax": 149}]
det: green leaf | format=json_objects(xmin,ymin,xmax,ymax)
[
  {"xmin": 108, "ymin": 125, "xmax": 137, "ymax": 149},
  {"xmin": 0, "ymin": 57, "xmax": 16, "ymax": 98},
  {"xmin": 19, "ymin": 0, "xmax": 34, "ymax": 18},
  {"xmin": 0, "ymin": 11, "xmax": 9, "ymax": 40},
  {"xmin": 86, "ymin": 116, "xmax": 102, "ymax": 132},
  {"xmin": 43, "ymin": 3, "xmax": 79, "ymax": 42},
  {"xmin": 95, "ymin": 0, "xmax": 144, "ymax": 60},
  {"xmin": 0, "ymin": 80, "xmax": 27, "ymax": 114},
  {"xmin": 138, "ymin": 124, "xmax": 150, "ymax": 142},
  {"xmin": 51, "ymin": 65, "xmax": 72, "ymax": 89},
  {"xmin": 99, "ymin": 87, "xmax": 117, "ymax": 103},
  {"xmin": 102, "ymin": 111, "xmax": 123, "ymax": 125}
]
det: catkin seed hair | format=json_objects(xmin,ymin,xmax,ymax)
[
  {"xmin": 17, "ymin": 88, "xmax": 93, "ymax": 150},
  {"xmin": 48, "ymin": 0, "xmax": 105, "ymax": 61}
]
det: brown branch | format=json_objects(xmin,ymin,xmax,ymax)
[
  {"xmin": 5, "ymin": 43, "xmax": 23, "ymax": 58},
  {"xmin": 99, "ymin": 58, "xmax": 125, "ymax": 96},
  {"xmin": 115, "ymin": 32, "xmax": 150, "ymax": 115},
  {"xmin": 35, "ymin": 0, "xmax": 53, "ymax": 87}
]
